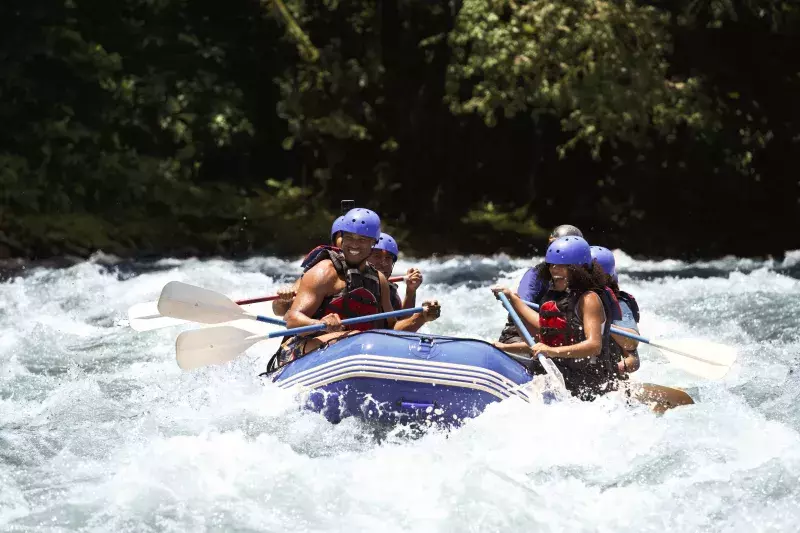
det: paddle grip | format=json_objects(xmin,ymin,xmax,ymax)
[{"xmin": 266, "ymin": 306, "xmax": 425, "ymax": 338}]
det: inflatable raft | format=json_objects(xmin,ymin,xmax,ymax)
[{"xmin": 269, "ymin": 329, "xmax": 536, "ymax": 425}]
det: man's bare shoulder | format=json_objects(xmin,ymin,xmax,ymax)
[{"xmin": 301, "ymin": 259, "xmax": 340, "ymax": 287}]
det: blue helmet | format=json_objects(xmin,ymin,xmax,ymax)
[
  {"xmin": 374, "ymin": 232, "xmax": 399, "ymax": 261},
  {"xmin": 330, "ymin": 216, "xmax": 346, "ymax": 240},
  {"xmin": 590, "ymin": 246, "xmax": 617, "ymax": 279},
  {"xmin": 339, "ymin": 208, "xmax": 381, "ymax": 241},
  {"xmin": 545, "ymin": 236, "xmax": 592, "ymax": 266}
]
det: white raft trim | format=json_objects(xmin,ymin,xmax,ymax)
[
  {"xmin": 278, "ymin": 354, "xmax": 523, "ymax": 389},
  {"xmin": 283, "ymin": 363, "xmax": 519, "ymax": 400},
  {"xmin": 275, "ymin": 353, "xmax": 533, "ymax": 403}
]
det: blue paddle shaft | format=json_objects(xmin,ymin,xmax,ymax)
[
  {"xmin": 497, "ymin": 293, "xmax": 536, "ymax": 346},
  {"xmin": 255, "ymin": 315, "xmax": 287, "ymax": 326},
  {"xmin": 266, "ymin": 306, "xmax": 424, "ymax": 338},
  {"xmin": 497, "ymin": 293, "xmax": 551, "ymax": 369},
  {"xmin": 521, "ymin": 299, "xmax": 651, "ymax": 344}
]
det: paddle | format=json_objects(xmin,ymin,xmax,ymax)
[
  {"xmin": 521, "ymin": 299, "xmax": 737, "ymax": 380},
  {"xmin": 128, "ymin": 294, "xmax": 282, "ymax": 332},
  {"xmin": 175, "ymin": 306, "xmax": 424, "ymax": 370},
  {"xmin": 496, "ymin": 293, "xmax": 567, "ymax": 391},
  {"xmin": 128, "ymin": 276, "xmax": 405, "ymax": 331},
  {"xmin": 157, "ymin": 281, "xmax": 287, "ymax": 327}
]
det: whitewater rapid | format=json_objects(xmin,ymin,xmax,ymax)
[{"xmin": 1, "ymin": 251, "xmax": 799, "ymax": 532}]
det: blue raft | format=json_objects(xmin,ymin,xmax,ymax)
[{"xmin": 270, "ymin": 329, "xmax": 536, "ymax": 425}]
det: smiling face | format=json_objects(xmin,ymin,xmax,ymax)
[
  {"xmin": 340, "ymin": 231, "xmax": 377, "ymax": 266},
  {"xmin": 548, "ymin": 264, "xmax": 569, "ymax": 291},
  {"xmin": 368, "ymin": 249, "xmax": 395, "ymax": 278}
]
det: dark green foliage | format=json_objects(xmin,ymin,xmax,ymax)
[{"xmin": 0, "ymin": 0, "xmax": 797, "ymax": 260}]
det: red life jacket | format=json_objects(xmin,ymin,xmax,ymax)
[
  {"xmin": 302, "ymin": 247, "xmax": 384, "ymax": 332},
  {"xmin": 539, "ymin": 287, "xmax": 620, "ymax": 346}
]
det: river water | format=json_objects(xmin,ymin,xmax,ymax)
[{"xmin": 1, "ymin": 251, "xmax": 799, "ymax": 532}]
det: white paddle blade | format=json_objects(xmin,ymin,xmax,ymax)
[
  {"xmin": 636, "ymin": 343, "xmax": 664, "ymax": 362},
  {"xmin": 176, "ymin": 326, "xmax": 264, "ymax": 370},
  {"xmin": 158, "ymin": 281, "xmax": 251, "ymax": 324},
  {"xmin": 130, "ymin": 314, "xmax": 187, "ymax": 331},
  {"xmin": 538, "ymin": 354, "xmax": 568, "ymax": 393},
  {"xmin": 128, "ymin": 301, "xmax": 186, "ymax": 331},
  {"xmin": 654, "ymin": 339, "xmax": 738, "ymax": 380}
]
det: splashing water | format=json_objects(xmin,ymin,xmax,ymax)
[{"xmin": 1, "ymin": 251, "xmax": 799, "ymax": 532}]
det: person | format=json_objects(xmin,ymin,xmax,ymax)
[
  {"xmin": 268, "ymin": 208, "xmax": 440, "ymax": 370},
  {"xmin": 271, "ymin": 216, "xmax": 348, "ymax": 317},
  {"xmin": 491, "ymin": 236, "xmax": 618, "ymax": 401},
  {"xmin": 591, "ymin": 245, "xmax": 695, "ymax": 413},
  {"xmin": 495, "ymin": 224, "xmax": 583, "ymax": 352},
  {"xmin": 368, "ymin": 232, "xmax": 423, "ymax": 310},
  {"xmin": 590, "ymin": 245, "xmax": 641, "ymax": 377},
  {"xmin": 368, "ymin": 232, "xmax": 432, "ymax": 333}
]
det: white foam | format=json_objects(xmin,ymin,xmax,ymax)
[{"xmin": 1, "ymin": 253, "xmax": 799, "ymax": 531}]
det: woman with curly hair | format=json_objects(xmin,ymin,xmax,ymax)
[{"xmin": 492, "ymin": 236, "xmax": 619, "ymax": 401}]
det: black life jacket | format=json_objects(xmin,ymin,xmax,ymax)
[
  {"xmin": 301, "ymin": 244, "xmax": 341, "ymax": 272},
  {"xmin": 534, "ymin": 288, "xmax": 619, "ymax": 400},
  {"xmin": 303, "ymin": 247, "xmax": 384, "ymax": 332},
  {"xmin": 602, "ymin": 286, "xmax": 623, "ymax": 322}
]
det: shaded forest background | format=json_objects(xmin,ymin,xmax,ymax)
[{"xmin": 0, "ymin": 0, "xmax": 798, "ymax": 261}]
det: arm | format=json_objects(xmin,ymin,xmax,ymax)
[
  {"xmin": 611, "ymin": 301, "xmax": 640, "ymax": 350},
  {"xmin": 505, "ymin": 291, "xmax": 542, "ymax": 332},
  {"xmin": 394, "ymin": 300, "xmax": 440, "ymax": 332},
  {"xmin": 494, "ymin": 316, "xmax": 533, "ymax": 353},
  {"xmin": 402, "ymin": 268, "xmax": 422, "ymax": 309},
  {"xmin": 489, "ymin": 286, "xmax": 542, "ymax": 335},
  {"xmin": 611, "ymin": 327, "xmax": 640, "ymax": 351},
  {"xmin": 533, "ymin": 292, "xmax": 604, "ymax": 359},
  {"xmin": 284, "ymin": 262, "xmax": 341, "ymax": 331},
  {"xmin": 493, "ymin": 341, "xmax": 532, "ymax": 355},
  {"xmin": 394, "ymin": 313, "xmax": 426, "ymax": 332},
  {"xmin": 377, "ymin": 271, "xmax": 397, "ymax": 328},
  {"xmin": 402, "ymin": 291, "xmax": 416, "ymax": 310},
  {"xmin": 271, "ymin": 279, "xmax": 300, "ymax": 316},
  {"xmin": 619, "ymin": 349, "xmax": 640, "ymax": 374}
]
